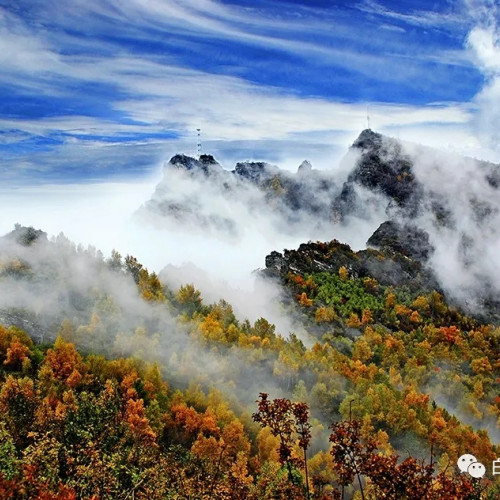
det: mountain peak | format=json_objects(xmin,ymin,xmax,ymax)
[
  {"xmin": 233, "ymin": 161, "xmax": 278, "ymax": 182},
  {"xmin": 352, "ymin": 128, "xmax": 383, "ymax": 150},
  {"xmin": 346, "ymin": 129, "xmax": 421, "ymax": 212},
  {"xmin": 297, "ymin": 160, "xmax": 312, "ymax": 175},
  {"xmin": 167, "ymin": 154, "xmax": 222, "ymax": 175}
]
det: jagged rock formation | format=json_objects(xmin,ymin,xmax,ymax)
[
  {"xmin": 234, "ymin": 161, "xmax": 279, "ymax": 182},
  {"xmin": 137, "ymin": 131, "xmax": 500, "ymax": 322},
  {"xmin": 367, "ymin": 221, "xmax": 433, "ymax": 262},
  {"xmin": 168, "ymin": 153, "xmax": 224, "ymax": 176},
  {"xmin": 334, "ymin": 129, "xmax": 423, "ymax": 220},
  {"xmin": 351, "ymin": 129, "xmax": 422, "ymax": 209},
  {"xmin": 264, "ymin": 239, "xmax": 440, "ymax": 293},
  {"xmin": 140, "ymin": 129, "xmax": 500, "ymax": 243},
  {"xmin": 140, "ymin": 129, "xmax": 437, "ymax": 238},
  {"xmin": 136, "ymin": 152, "xmax": 341, "ymax": 236}
]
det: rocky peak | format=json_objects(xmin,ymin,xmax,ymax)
[
  {"xmin": 263, "ymin": 239, "xmax": 440, "ymax": 292},
  {"xmin": 367, "ymin": 221, "xmax": 434, "ymax": 262},
  {"xmin": 352, "ymin": 128, "xmax": 383, "ymax": 150},
  {"xmin": 297, "ymin": 160, "xmax": 312, "ymax": 175},
  {"xmin": 233, "ymin": 161, "xmax": 278, "ymax": 183},
  {"xmin": 167, "ymin": 154, "xmax": 222, "ymax": 176},
  {"xmin": 351, "ymin": 131, "xmax": 419, "ymax": 206},
  {"xmin": 333, "ymin": 129, "xmax": 424, "ymax": 219}
]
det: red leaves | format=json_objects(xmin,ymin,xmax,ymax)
[
  {"xmin": 329, "ymin": 419, "xmax": 374, "ymax": 488},
  {"xmin": 253, "ymin": 393, "xmax": 312, "ymax": 464},
  {"xmin": 253, "ymin": 393, "xmax": 297, "ymax": 466},
  {"xmin": 293, "ymin": 402, "xmax": 312, "ymax": 452},
  {"xmin": 252, "ymin": 393, "xmax": 312, "ymax": 497},
  {"xmin": 0, "ymin": 465, "xmax": 78, "ymax": 500},
  {"xmin": 328, "ymin": 418, "xmax": 476, "ymax": 499}
]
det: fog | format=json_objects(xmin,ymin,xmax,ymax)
[
  {"xmin": 391, "ymin": 139, "xmax": 500, "ymax": 314},
  {"xmin": 0, "ymin": 148, "xmax": 388, "ymax": 336},
  {"xmin": 3, "ymin": 132, "xmax": 500, "ymax": 328},
  {"xmin": 0, "ymin": 226, "xmax": 292, "ymax": 407},
  {"xmin": 1, "ymin": 133, "xmax": 500, "ymax": 448}
]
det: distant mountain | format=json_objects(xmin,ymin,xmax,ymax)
[
  {"xmin": 139, "ymin": 129, "xmax": 499, "ymax": 239},
  {"xmin": 135, "ymin": 150, "xmax": 342, "ymax": 238},
  {"xmin": 137, "ymin": 130, "xmax": 500, "ymax": 321}
]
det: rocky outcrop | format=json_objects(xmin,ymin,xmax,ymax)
[
  {"xmin": 138, "ymin": 152, "xmax": 341, "ymax": 235},
  {"xmin": 263, "ymin": 239, "xmax": 440, "ymax": 293},
  {"xmin": 0, "ymin": 309, "xmax": 50, "ymax": 343},
  {"xmin": 233, "ymin": 161, "xmax": 278, "ymax": 182},
  {"xmin": 335, "ymin": 129, "xmax": 423, "ymax": 219},
  {"xmin": 367, "ymin": 221, "xmax": 434, "ymax": 262},
  {"xmin": 168, "ymin": 154, "xmax": 223, "ymax": 176}
]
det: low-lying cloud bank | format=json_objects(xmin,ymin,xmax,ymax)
[{"xmin": 3, "ymin": 126, "xmax": 500, "ymax": 326}]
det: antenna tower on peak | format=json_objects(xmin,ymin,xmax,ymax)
[
  {"xmin": 196, "ymin": 128, "xmax": 202, "ymax": 158},
  {"xmin": 366, "ymin": 105, "xmax": 371, "ymax": 130}
]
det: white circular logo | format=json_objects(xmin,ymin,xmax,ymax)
[
  {"xmin": 457, "ymin": 454, "xmax": 477, "ymax": 473},
  {"xmin": 468, "ymin": 462, "xmax": 486, "ymax": 479}
]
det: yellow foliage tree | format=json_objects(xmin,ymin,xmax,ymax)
[
  {"xmin": 297, "ymin": 292, "xmax": 313, "ymax": 307},
  {"xmin": 339, "ymin": 266, "xmax": 349, "ymax": 281},
  {"xmin": 314, "ymin": 306, "xmax": 337, "ymax": 323}
]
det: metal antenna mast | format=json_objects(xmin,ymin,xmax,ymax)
[
  {"xmin": 366, "ymin": 106, "xmax": 371, "ymax": 130},
  {"xmin": 196, "ymin": 128, "xmax": 202, "ymax": 158}
]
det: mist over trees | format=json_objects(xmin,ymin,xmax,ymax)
[
  {"xmin": 0, "ymin": 131, "xmax": 499, "ymax": 498},
  {"xmin": 0, "ymin": 218, "xmax": 499, "ymax": 497}
]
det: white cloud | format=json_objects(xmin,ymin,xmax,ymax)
[
  {"xmin": 0, "ymin": 8, "xmax": 62, "ymax": 78},
  {"xmin": 356, "ymin": 0, "xmax": 465, "ymax": 30},
  {"xmin": 1, "ymin": 0, "xmax": 499, "ymax": 183},
  {"xmin": 466, "ymin": 2, "xmax": 500, "ymax": 151}
]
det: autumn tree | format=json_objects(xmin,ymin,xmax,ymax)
[
  {"xmin": 329, "ymin": 418, "xmax": 478, "ymax": 500},
  {"xmin": 175, "ymin": 284, "xmax": 202, "ymax": 316},
  {"xmin": 253, "ymin": 393, "xmax": 312, "ymax": 497},
  {"xmin": 329, "ymin": 419, "xmax": 372, "ymax": 499}
]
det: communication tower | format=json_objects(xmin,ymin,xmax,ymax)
[{"xmin": 196, "ymin": 128, "xmax": 202, "ymax": 158}]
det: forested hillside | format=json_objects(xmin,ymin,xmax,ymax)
[{"xmin": 0, "ymin": 227, "xmax": 498, "ymax": 498}]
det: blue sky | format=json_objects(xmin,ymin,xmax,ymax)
[{"xmin": 1, "ymin": 0, "xmax": 499, "ymax": 184}]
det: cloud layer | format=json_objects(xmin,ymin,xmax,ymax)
[{"xmin": 0, "ymin": 0, "xmax": 498, "ymax": 184}]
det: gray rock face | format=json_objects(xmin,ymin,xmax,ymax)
[
  {"xmin": 168, "ymin": 154, "xmax": 223, "ymax": 176},
  {"xmin": 263, "ymin": 239, "xmax": 440, "ymax": 294},
  {"xmin": 138, "ymin": 152, "xmax": 342, "ymax": 236},
  {"xmin": 0, "ymin": 309, "xmax": 49, "ymax": 343},
  {"xmin": 233, "ymin": 161, "xmax": 278, "ymax": 182},
  {"xmin": 335, "ymin": 129, "xmax": 423, "ymax": 219},
  {"xmin": 367, "ymin": 221, "xmax": 434, "ymax": 262}
]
